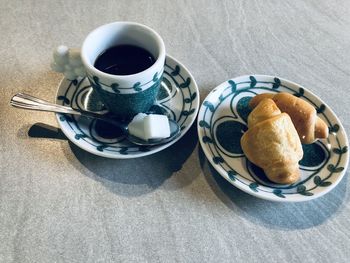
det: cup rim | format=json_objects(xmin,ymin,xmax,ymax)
[{"xmin": 81, "ymin": 21, "xmax": 166, "ymax": 80}]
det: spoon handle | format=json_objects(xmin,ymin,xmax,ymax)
[
  {"xmin": 11, "ymin": 93, "xmax": 83, "ymax": 115},
  {"xmin": 10, "ymin": 93, "xmax": 125, "ymax": 128}
]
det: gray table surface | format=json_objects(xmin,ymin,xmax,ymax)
[{"xmin": 1, "ymin": 0, "xmax": 350, "ymax": 262}]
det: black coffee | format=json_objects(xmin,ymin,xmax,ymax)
[{"xmin": 94, "ymin": 44, "xmax": 156, "ymax": 75}]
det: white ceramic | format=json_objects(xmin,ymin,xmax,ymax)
[
  {"xmin": 56, "ymin": 55, "xmax": 199, "ymax": 159},
  {"xmin": 81, "ymin": 22, "xmax": 165, "ymax": 90},
  {"xmin": 198, "ymin": 75, "xmax": 349, "ymax": 202},
  {"xmin": 53, "ymin": 22, "xmax": 166, "ymax": 117}
]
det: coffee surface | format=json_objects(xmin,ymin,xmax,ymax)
[{"xmin": 94, "ymin": 45, "xmax": 156, "ymax": 75}]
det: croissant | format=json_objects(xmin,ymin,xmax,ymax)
[
  {"xmin": 249, "ymin": 92, "xmax": 328, "ymax": 144},
  {"xmin": 241, "ymin": 99, "xmax": 303, "ymax": 184}
]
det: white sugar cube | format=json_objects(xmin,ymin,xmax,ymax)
[
  {"xmin": 144, "ymin": 114, "xmax": 171, "ymax": 139},
  {"xmin": 128, "ymin": 113, "xmax": 147, "ymax": 140},
  {"xmin": 128, "ymin": 113, "xmax": 171, "ymax": 140}
]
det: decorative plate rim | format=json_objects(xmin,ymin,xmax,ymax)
[
  {"xmin": 55, "ymin": 54, "xmax": 200, "ymax": 159},
  {"xmin": 198, "ymin": 74, "xmax": 349, "ymax": 202}
]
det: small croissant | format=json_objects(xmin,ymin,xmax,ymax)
[
  {"xmin": 241, "ymin": 99, "xmax": 303, "ymax": 184},
  {"xmin": 249, "ymin": 92, "xmax": 328, "ymax": 144}
]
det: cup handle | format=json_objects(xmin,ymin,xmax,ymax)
[{"xmin": 51, "ymin": 45, "xmax": 86, "ymax": 80}]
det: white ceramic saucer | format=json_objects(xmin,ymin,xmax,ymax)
[
  {"xmin": 198, "ymin": 75, "xmax": 349, "ymax": 202},
  {"xmin": 55, "ymin": 55, "xmax": 199, "ymax": 158}
]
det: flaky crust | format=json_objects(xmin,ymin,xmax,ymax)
[
  {"xmin": 249, "ymin": 92, "xmax": 328, "ymax": 144},
  {"xmin": 247, "ymin": 98, "xmax": 281, "ymax": 128},
  {"xmin": 241, "ymin": 100, "xmax": 303, "ymax": 184}
]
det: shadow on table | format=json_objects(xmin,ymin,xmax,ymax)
[
  {"xmin": 27, "ymin": 122, "xmax": 67, "ymax": 140},
  {"xmin": 198, "ymin": 146, "xmax": 348, "ymax": 230},
  {"xmin": 28, "ymin": 122, "xmax": 199, "ymax": 197}
]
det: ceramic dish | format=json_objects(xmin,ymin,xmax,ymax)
[
  {"xmin": 198, "ymin": 75, "xmax": 349, "ymax": 202},
  {"xmin": 56, "ymin": 55, "xmax": 199, "ymax": 158}
]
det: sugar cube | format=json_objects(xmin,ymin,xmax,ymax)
[
  {"xmin": 128, "ymin": 113, "xmax": 148, "ymax": 140},
  {"xmin": 128, "ymin": 113, "xmax": 171, "ymax": 140}
]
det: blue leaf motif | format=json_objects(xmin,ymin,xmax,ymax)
[
  {"xmin": 227, "ymin": 170, "xmax": 236, "ymax": 181},
  {"xmin": 179, "ymin": 78, "xmax": 191, "ymax": 88},
  {"xmin": 249, "ymin": 76, "xmax": 257, "ymax": 88},
  {"xmin": 236, "ymin": 97, "xmax": 253, "ymax": 123},
  {"xmin": 329, "ymin": 124, "xmax": 339, "ymax": 133},
  {"xmin": 273, "ymin": 189, "xmax": 286, "ymax": 198},
  {"xmin": 203, "ymin": 101, "xmax": 215, "ymax": 112},
  {"xmin": 314, "ymin": 176, "xmax": 332, "ymax": 187},
  {"xmin": 199, "ymin": 120, "xmax": 211, "ymax": 128},
  {"xmin": 111, "ymin": 83, "xmax": 120, "ymax": 93},
  {"xmin": 341, "ymin": 146, "xmax": 348, "ymax": 153},
  {"xmin": 57, "ymin": 96, "xmax": 70, "ymax": 105},
  {"xmin": 182, "ymin": 108, "xmax": 195, "ymax": 116},
  {"xmin": 314, "ymin": 176, "xmax": 322, "ymax": 186},
  {"xmin": 119, "ymin": 147, "xmax": 128, "ymax": 155},
  {"xmin": 297, "ymin": 185, "xmax": 306, "ymax": 192},
  {"xmin": 171, "ymin": 65, "xmax": 180, "ymax": 76},
  {"xmin": 96, "ymin": 145, "xmax": 107, "ymax": 152},
  {"xmin": 202, "ymin": 136, "xmax": 213, "ymax": 143},
  {"xmin": 133, "ymin": 82, "xmax": 142, "ymax": 91},
  {"xmin": 249, "ymin": 182, "xmax": 259, "ymax": 192},
  {"xmin": 297, "ymin": 185, "xmax": 313, "ymax": 196},
  {"xmin": 320, "ymin": 181, "xmax": 332, "ymax": 187},
  {"xmin": 317, "ymin": 104, "xmax": 326, "ymax": 114},
  {"xmin": 228, "ymin": 80, "xmax": 236, "ymax": 92},
  {"xmin": 213, "ymin": 156, "xmax": 224, "ymax": 164},
  {"xmin": 90, "ymin": 76, "xmax": 102, "ymax": 91},
  {"xmin": 75, "ymin": 134, "xmax": 87, "ymax": 140},
  {"xmin": 333, "ymin": 148, "xmax": 342, "ymax": 154},
  {"xmin": 327, "ymin": 164, "xmax": 344, "ymax": 173},
  {"xmin": 184, "ymin": 92, "xmax": 197, "ymax": 103},
  {"xmin": 272, "ymin": 77, "xmax": 281, "ymax": 89},
  {"xmin": 190, "ymin": 92, "xmax": 197, "ymax": 101},
  {"xmin": 294, "ymin": 88, "xmax": 304, "ymax": 97}
]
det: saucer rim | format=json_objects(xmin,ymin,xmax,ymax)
[{"xmin": 55, "ymin": 54, "xmax": 200, "ymax": 159}]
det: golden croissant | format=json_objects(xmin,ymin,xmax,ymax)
[
  {"xmin": 241, "ymin": 98, "xmax": 303, "ymax": 184},
  {"xmin": 249, "ymin": 92, "xmax": 328, "ymax": 144}
]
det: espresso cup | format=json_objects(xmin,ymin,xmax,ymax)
[{"xmin": 53, "ymin": 22, "xmax": 166, "ymax": 119}]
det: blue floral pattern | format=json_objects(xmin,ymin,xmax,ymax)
[
  {"xmin": 198, "ymin": 75, "xmax": 349, "ymax": 201},
  {"xmin": 56, "ymin": 56, "xmax": 199, "ymax": 159}
]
